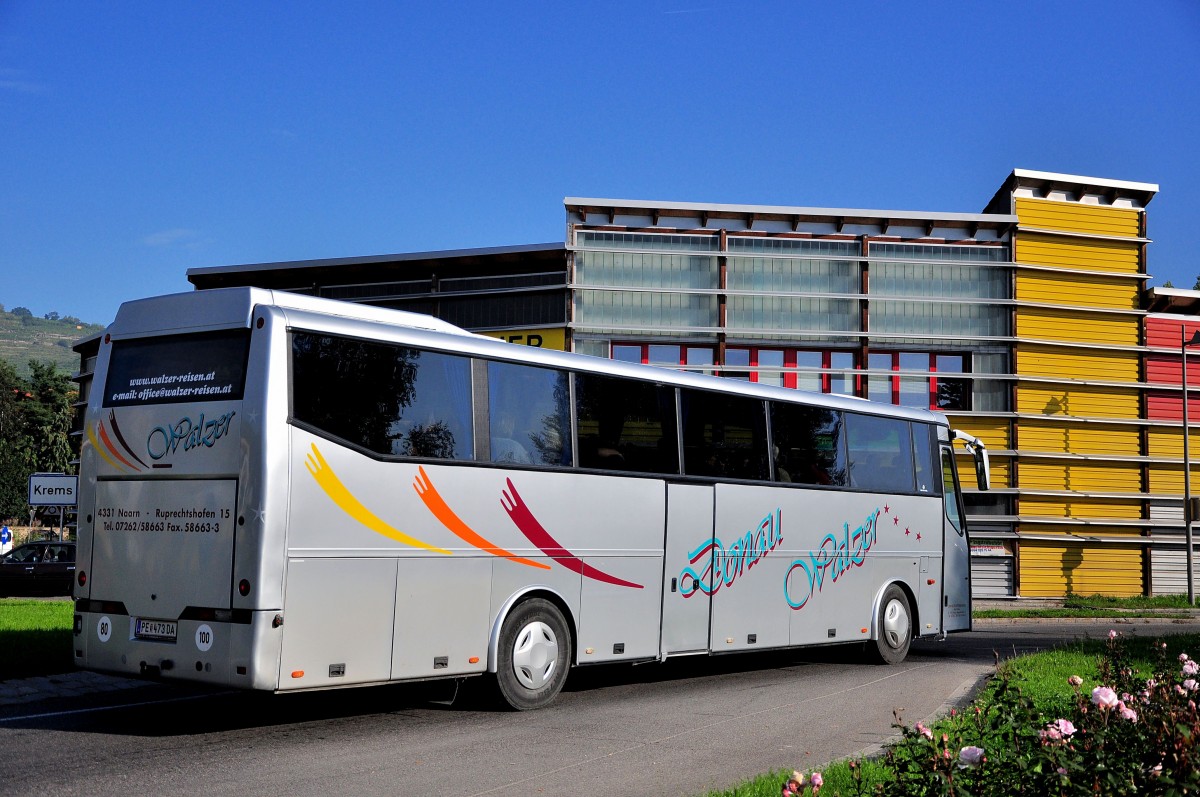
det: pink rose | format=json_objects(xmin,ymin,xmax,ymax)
[
  {"xmin": 1184, "ymin": 679, "xmax": 1198, "ymax": 692},
  {"xmin": 1052, "ymin": 718, "xmax": 1076, "ymax": 736},
  {"xmin": 810, "ymin": 772, "xmax": 823, "ymax": 788},
  {"xmin": 958, "ymin": 746, "xmax": 985, "ymax": 768},
  {"xmin": 1183, "ymin": 660, "xmax": 1199, "ymax": 677},
  {"xmin": 1108, "ymin": 630, "xmax": 1118, "ymax": 639},
  {"xmin": 915, "ymin": 722, "xmax": 932, "ymax": 740},
  {"xmin": 1092, "ymin": 686, "xmax": 1119, "ymax": 708},
  {"xmin": 1120, "ymin": 705, "xmax": 1138, "ymax": 722},
  {"xmin": 1067, "ymin": 675, "xmax": 1083, "ymax": 687}
]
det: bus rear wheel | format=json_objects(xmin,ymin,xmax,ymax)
[
  {"xmin": 871, "ymin": 585, "xmax": 912, "ymax": 664},
  {"xmin": 496, "ymin": 598, "xmax": 571, "ymax": 710}
]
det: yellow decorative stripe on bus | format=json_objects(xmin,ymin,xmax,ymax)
[{"xmin": 304, "ymin": 444, "xmax": 451, "ymax": 555}]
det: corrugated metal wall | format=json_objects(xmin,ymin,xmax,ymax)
[
  {"xmin": 1020, "ymin": 541, "xmax": 1144, "ymax": 597},
  {"xmin": 1015, "ymin": 198, "xmax": 1142, "ymax": 237},
  {"xmin": 1012, "ymin": 196, "xmax": 1148, "ymax": 597}
]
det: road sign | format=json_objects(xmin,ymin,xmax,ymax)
[
  {"xmin": 0, "ymin": 526, "xmax": 9, "ymax": 545},
  {"xmin": 28, "ymin": 473, "xmax": 78, "ymax": 506}
]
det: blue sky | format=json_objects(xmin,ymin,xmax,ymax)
[{"xmin": 2, "ymin": 1, "xmax": 1197, "ymax": 324}]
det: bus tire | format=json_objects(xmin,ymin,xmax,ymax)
[
  {"xmin": 871, "ymin": 584, "xmax": 912, "ymax": 665},
  {"xmin": 495, "ymin": 598, "xmax": 571, "ymax": 710}
]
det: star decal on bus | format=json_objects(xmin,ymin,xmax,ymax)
[
  {"xmin": 413, "ymin": 467, "xmax": 550, "ymax": 570},
  {"xmin": 501, "ymin": 478, "xmax": 644, "ymax": 589},
  {"xmin": 304, "ymin": 444, "xmax": 450, "ymax": 555}
]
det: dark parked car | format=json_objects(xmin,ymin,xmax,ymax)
[{"xmin": 0, "ymin": 541, "xmax": 76, "ymax": 597}]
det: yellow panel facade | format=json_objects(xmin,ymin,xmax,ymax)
[
  {"xmin": 942, "ymin": 416, "xmax": 1010, "ymax": 450},
  {"xmin": 1016, "ymin": 384, "xmax": 1140, "ymax": 418},
  {"xmin": 1018, "ymin": 421, "xmax": 1140, "ymax": 456},
  {"xmin": 1147, "ymin": 428, "xmax": 1200, "ymax": 459},
  {"xmin": 1015, "ymin": 234, "xmax": 1141, "ymax": 274},
  {"xmin": 1014, "ymin": 198, "xmax": 1142, "ymax": 238},
  {"xmin": 1016, "ymin": 308, "xmax": 1140, "ymax": 345},
  {"xmin": 1019, "ymin": 460, "xmax": 1142, "ymax": 492},
  {"xmin": 1146, "ymin": 465, "xmax": 1200, "ymax": 495},
  {"xmin": 1016, "ymin": 272, "xmax": 1139, "ymax": 310},
  {"xmin": 1020, "ymin": 496, "xmax": 1143, "ymax": 519},
  {"xmin": 1016, "ymin": 345, "xmax": 1139, "ymax": 382},
  {"xmin": 1018, "ymin": 541, "xmax": 1144, "ymax": 597}
]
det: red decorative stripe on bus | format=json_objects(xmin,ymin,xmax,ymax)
[{"xmin": 501, "ymin": 478, "xmax": 643, "ymax": 589}]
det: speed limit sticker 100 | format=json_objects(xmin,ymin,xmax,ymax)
[{"xmin": 196, "ymin": 624, "xmax": 214, "ymax": 652}]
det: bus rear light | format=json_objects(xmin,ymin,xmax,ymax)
[
  {"xmin": 468, "ymin": 656, "xmax": 479, "ymax": 664},
  {"xmin": 291, "ymin": 670, "xmax": 304, "ymax": 679},
  {"xmin": 78, "ymin": 571, "xmax": 87, "ymax": 587},
  {"xmin": 927, "ymin": 579, "xmax": 936, "ymax": 585},
  {"xmin": 238, "ymin": 579, "xmax": 251, "ymax": 596}
]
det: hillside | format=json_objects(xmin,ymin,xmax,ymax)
[{"xmin": 0, "ymin": 306, "xmax": 106, "ymax": 378}]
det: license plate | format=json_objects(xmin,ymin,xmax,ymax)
[{"xmin": 134, "ymin": 618, "xmax": 178, "ymax": 642}]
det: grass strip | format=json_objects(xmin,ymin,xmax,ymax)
[{"xmin": 0, "ymin": 599, "xmax": 75, "ymax": 681}]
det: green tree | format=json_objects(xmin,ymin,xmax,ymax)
[
  {"xmin": 24, "ymin": 361, "xmax": 77, "ymax": 475},
  {"xmin": 0, "ymin": 361, "xmax": 78, "ymax": 521},
  {"xmin": 0, "ymin": 360, "xmax": 35, "ymax": 520}
]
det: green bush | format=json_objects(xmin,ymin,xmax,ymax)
[{"xmin": 777, "ymin": 632, "xmax": 1200, "ymax": 796}]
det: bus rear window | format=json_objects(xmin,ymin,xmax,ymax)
[{"xmin": 103, "ymin": 330, "xmax": 251, "ymax": 408}]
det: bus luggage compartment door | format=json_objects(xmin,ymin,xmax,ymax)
[{"xmin": 661, "ymin": 483, "xmax": 714, "ymax": 657}]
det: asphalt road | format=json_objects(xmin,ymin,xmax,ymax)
[{"xmin": 0, "ymin": 619, "xmax": 1196, "ymax": 797}]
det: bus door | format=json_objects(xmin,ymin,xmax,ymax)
[
  {"xmin": 661, "ymin": 483, "xmax": 714, "ymax": 656},
  {"xmin": 940, "ymin": 446, "xmax": 971, "ymax": 631}
]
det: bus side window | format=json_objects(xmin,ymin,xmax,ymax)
[
  {"xmin": 574, "ymin": 373, "xmax": 678, "ymax": 474},
  {"xmin": 769, "ymin": 403, "xmax": 847, "ymax": 487},
  {"xmin": 291, "ymin": 333, "xmax": 474, "ymax": 460},
  {"xmin": 679, "ymin": 389, "xmax": 769, "ymax": 481},
  {"xmin": 486, "ymin": 361, "xmax": 571, "ymax": 467},
  {"xmin": 845, "ymin": 413, "xmax": 915, "ymax": 493},
  {"xmin": 912, "ymin": 422, "xmax": 940, "ymax": 495}
]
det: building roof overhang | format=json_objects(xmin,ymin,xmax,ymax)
[{"xmin": 187, "ymin": 243, "xmax": 567, "ymax": 290}]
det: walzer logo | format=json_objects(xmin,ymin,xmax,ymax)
[{"xmin": 147, "ymin": 411, "xmax": 237, "ymax": 460}]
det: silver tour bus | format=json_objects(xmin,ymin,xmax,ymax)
[{"xmin": 74, "ymin": 288, "xmax": 989, "ymax": 710}]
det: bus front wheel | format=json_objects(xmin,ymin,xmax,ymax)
[
  {"xmin": 496, "ymin": 598, "xmax": 572, "ymax": 710},
  {"xmin": 871, "ymin": 585, "xmax": 912, "ymax": 664}
]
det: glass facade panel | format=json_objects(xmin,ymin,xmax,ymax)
[
  {"xmin": 648, "ymin": 344, "xmax": 681, "ymax": 366},
  {"xmin": 724, "ymin": 348, "xmax": 751, "ymax": 380},
  {"xmin": 612, "ymin": 344, "xmax": 641, "ymax": 363},
  {"xmin": 757, "ymin": 349, "xmax": 784, "ymax": 386},
  {"xmin": 575, "ymin": 251, "xmax": 718, "ymax": 290},
  {"xmin": 576, "ymin": 231, "xmax": 719, "ymax": 252},
  {"xmin": 727, "ymin": 296, "xmax": 858, "ymax": 332},
  {"xmin": 868, "ymin": 352, "xmax": 893, "ymax": 403},
  {"xmin": 830, "ymin": 352, "xmax": 855, "ymax": 395},
  {"xmin": 870, "ymin": 301, "xmax": 1009, "ymax": 337},
  {"xmin": 726, "ymin": 257, "xmax": 859, "ymax": 294},
  {"xmin": 869, "ymin": 242, "xmax": 1010, "ymax": 263},
  {"xmin": 795, "ymin": 350, "xmax": 823, "ymax": 393},
  {"xmin": 898, "ymin": 353, "xmax": 930, "ymax": 409},
  {"xmin": 727, "ymin": 238, "xmax": 861, "ymax": 258},
  {"xmin": 686, "ymin": 346, "xmax": 715, "ymax": 375},
  {"xmin": 870, "ymin": 262, "xmax": 1009, "ymax": 300},
  {"xmin": 575, "ymin": 290, "xmax": 718, "ymax": 330},
  {"xmin": 935, "ymin": 354, "xmax": 969, "ymax": 411}
]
